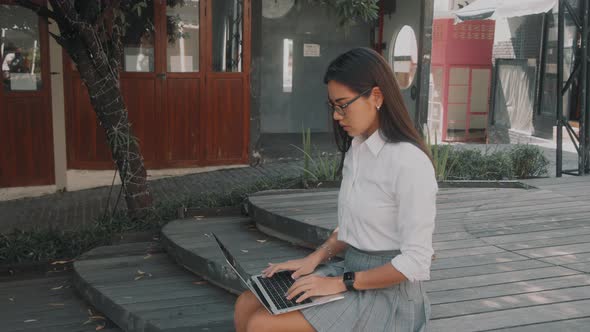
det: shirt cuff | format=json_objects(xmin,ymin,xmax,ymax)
[{"xmin": 391, "ymin": 254, "xmax": 430, "ymax": 282}]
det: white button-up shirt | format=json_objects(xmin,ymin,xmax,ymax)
[{"xmin": 337, "ymin": 129, "xmax": 438, "ymax": 282}]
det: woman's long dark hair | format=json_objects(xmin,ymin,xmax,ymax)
[{"xmin": 324, "ymin": 47, "xmax": 432, "ymax": 173}]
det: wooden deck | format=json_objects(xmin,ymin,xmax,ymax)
[
  {"xmin": 248, "ymin": 177, "xmax": 590, "ymax": 331},
  {"xmin": 0, "ymin": 271, "xmax": 121, "ymax": 332},
  {"xmin": 41, "ymin": 175, "xmax": 590, "ymax": 331}
]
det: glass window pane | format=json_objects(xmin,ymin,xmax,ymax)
[
  {"xmin": 1, "ymin": 5, "xmax": 42, "ymax": 92},
  {"xmin": 448, "ymin": 86, "xmax": 469, "ymax": 103},
  {"xmin": 122, "ymin": 0, "xmax": 154, "ymax": 72},
  {"xmin": 167, "ymin": 0, "xmax": 199, "ymax": 72},
  {"xmin": 448, "ymin": 104, "xmax": 467, "ymax": 122},
  {"xmin": 449, "ymin": 67, "xmax": 469, "ymax": 84},
  {"xmin": 470, "ymin": 114, "xmax": 488, "ymax": 129},
  {"xmin": 212, "ymin": 0, "xmax": 243, "ymax": 72},
  {"xmin": 470, "ymin": 69, "xmax": 491, "ymax": 113}
]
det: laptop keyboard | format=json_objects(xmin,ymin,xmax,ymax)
[{"xmin": 256, "ymin": 271, "xmax": 313, "ymax": 310}]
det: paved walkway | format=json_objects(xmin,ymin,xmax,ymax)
[{"xmin": 0, "ymin": 162, "xmax": 301, "ymax": 233}]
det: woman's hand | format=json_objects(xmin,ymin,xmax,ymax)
[
  {"xmin": 286, "ymin": 275, "xmax": 346, "ymax": 303},
  {"xmin": 262, "ymin": 254, "xmax": 322, "ymax": 280}
]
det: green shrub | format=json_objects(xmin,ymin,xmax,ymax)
[
  {"xmin": 0, "ymin": 175, "xmax": 299, "ymax": 265},
  {"xmin": 509, "ymin": 145, "xmax": 550, "ymax": 178},
  {"xmin": 293, "ymin": 128, "xmax": 341, "ymax": 184}
]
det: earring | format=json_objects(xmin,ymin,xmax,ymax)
[{"xmin": 377, "ymin": 105, "xmax": 382, "ymax": 111}]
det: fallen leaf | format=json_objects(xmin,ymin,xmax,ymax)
[
  {"xmin": 51, "ymin": 285, "xmax": 64, "ymax": 290},
  {"xmin": 51, "ymin": 259, "xmax": 74, "ymax": 265},
  {"xmin": 24, "ymin": 319, "xmax": 37, "ymax": 323},
  {"xmin": 8, "ymin": 297, "xmax": 14, "ymax": 302},
  {"xmin": 143, "ymin": 254, "xmax": 152, "ymax": 259},
  {"xmin": 96, "ymin": 324, "xmax": 105, "ymax": 331},
  {"xmin": 256, "ymin": 240, "xmax": 267, "ymax": 243},
  {"xmin": 241, "ymin": 250, "xmax": 249, "ymax": 253},
  {"xmin": 134, "ymin": 270, "xmax": 152, "ymax": 280}
]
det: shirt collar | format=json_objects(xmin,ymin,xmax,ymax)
[{"xmin": 352, "ymin": 129, "xmax": 386, "ymax": 156}]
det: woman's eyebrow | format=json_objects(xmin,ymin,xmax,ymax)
[{"xmin": 328, "ymin": 96, "xmax": 350, "ymax": 103}]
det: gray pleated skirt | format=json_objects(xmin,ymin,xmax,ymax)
[{"xmin": 301, "ymin": 246, "xmax": 431, "ymax": 332}]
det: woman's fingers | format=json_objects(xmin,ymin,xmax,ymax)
[
  {"xmin": 262, "ymin": 261, "xmax": 298, "ymax": 277},
  {"xmin": 295, "ymin": 290, "xmax": 315, "ymax": 303},
  {"xmin": 286, "ymin": 276, "xmax": 313, "ymax": 300}
]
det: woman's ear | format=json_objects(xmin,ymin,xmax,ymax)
[{"xmin": 372, "ymin": 87, "xmax": 384, "ymax": 109}]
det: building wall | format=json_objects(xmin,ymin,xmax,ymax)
[
  {"xmin": 492, "ymin": 15, "xmax": 544, "ymax": 62},
  {"xmin": 253, "ymin": 2, "xmax": 370, "ymax": 134}
]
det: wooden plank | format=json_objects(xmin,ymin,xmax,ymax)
[
  {"xmin": 492, "ymin": 317, "xmax": 590, "ymax": 332},
  {"xmin": 430, "ymin": 260, "xmax": 550, "ymax": 281},
  {"xmin": 428, "ymin": 274, "xmax": 590, "ymax": 305},
  {"xmin": 431, "ymin": 252, "xmax": 531, "ymax": 270},
  {"xmin": 433, "ymin": 246, "xmax": 505, "ymax": 259},
  {"xmin": 0, "ymin": 274, "xmax": 120, "ymax": 332},
  {"xmin": 541, "ymin": 252, "xmax": 590, "ymax": 265},
  {"xmin": 426, "ymin": 266, "xmax": 579, "ymax": 293},
  {"xmin": 432, "ymin": 285, "xmax": 590, "ymax": 319},
  {"xmin": 481, "ymin": 226, "xmax": 590, "ymax": 245},
  {"xmin": 515, "ymin": 242, "xmax": 590, "ymax": 259},
  {"xmin": 430, "ymin": 299, "xmax": 590, "ymax": 331},
  {"xmin": 498, "ymin": 232, "xmax": 590, "ymax": 251}
]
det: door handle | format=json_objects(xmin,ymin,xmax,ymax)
[{"xmin": 157, "ymin": 73, "xmax": 166, "ymax": 80}]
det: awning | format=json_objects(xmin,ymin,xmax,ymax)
[{"xmin": 455, "ymin": 0, "xmax": 557, "ymax": 22}]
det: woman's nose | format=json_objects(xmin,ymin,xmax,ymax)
[{"xmin": 333, "ymin": 111, "xmax": 343, "ymax": 121}]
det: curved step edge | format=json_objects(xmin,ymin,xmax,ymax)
[{"xmin": 73, "ymin": 243, "xmax": 236, "ymax": 332}]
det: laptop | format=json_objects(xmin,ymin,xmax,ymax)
[{"xmin": 211, "ymin": 233, "xmax": 345, "ymax": 315}]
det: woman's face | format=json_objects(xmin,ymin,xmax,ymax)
[{"xmin": 327, "ymin": 80, "xmax": 382, "ymax": 138}]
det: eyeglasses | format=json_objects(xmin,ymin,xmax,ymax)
[{"xmin": 326, "ymin": 87, "xmax": 373, "ymax": 116}]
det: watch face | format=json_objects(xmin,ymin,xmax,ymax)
[{"xmin": 262, "ymin": 0, "xmax": 295, "ymax": 19}]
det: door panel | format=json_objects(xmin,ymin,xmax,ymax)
[
  {"xmin": 120, "ymin": 78, "xmax": 159, "ymax": 166},
  {"xmin": 0, "ymin": 3, "xmax": 54, "ymax": 187},
  {"xmin": 66, "ymin": 77, "xmax": 111, "ymax": 168},
  {"xmin": 165, "ymin": 78, "xmax": 201, "ymax": 163},
  {"xmin": 205, "ymin": 76, "xmax": 246, "ymax": 162}
]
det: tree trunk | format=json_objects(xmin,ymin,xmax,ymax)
[{"xmin": 72, "ymin": 45, "xmax": 153, "ymax": 221}]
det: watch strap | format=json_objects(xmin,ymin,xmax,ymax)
[{"xmin": 343, "ymin": 271, "xmax": 356, "ymax": 291}]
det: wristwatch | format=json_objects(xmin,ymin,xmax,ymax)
[{"xmin": 343, "ymin": 271, "xmax": 356, "ymax": 291}]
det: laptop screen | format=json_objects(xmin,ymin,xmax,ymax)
[{"xmin": 212, "ymin": 233, "xmax": 252, "ymax": 283}]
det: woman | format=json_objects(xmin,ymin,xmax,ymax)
[{"xmin": 234, "ymin": 47, "xmax": 437, "ymax": 332}]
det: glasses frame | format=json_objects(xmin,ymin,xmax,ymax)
[{"xmin": 327, "ymin": 87, "xmax": 374, "ymax": 116}]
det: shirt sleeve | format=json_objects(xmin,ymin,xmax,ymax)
[{"xmin": 390, "ymin": 151, "xmax": 437, "ymax": 282}]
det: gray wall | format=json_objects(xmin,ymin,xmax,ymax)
[
  {"xmin": 256, "ymin": 2, "xmax": 370, "ymax": 134},
  {"xmin": 382, "ymin": 0, "xmax": 434, "ymax": 129}
]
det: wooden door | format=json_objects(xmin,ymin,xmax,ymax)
[
  {"xmin": 64, "ymin": 0, "xmax": 250, "ymax": 169},
  {"xmin": 0, "ymin": 2, "xmax": 54, "ymax": 187},
  {"xmin": 202, "ymin": 0, "xmax": 250, "ymax": 164}
]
